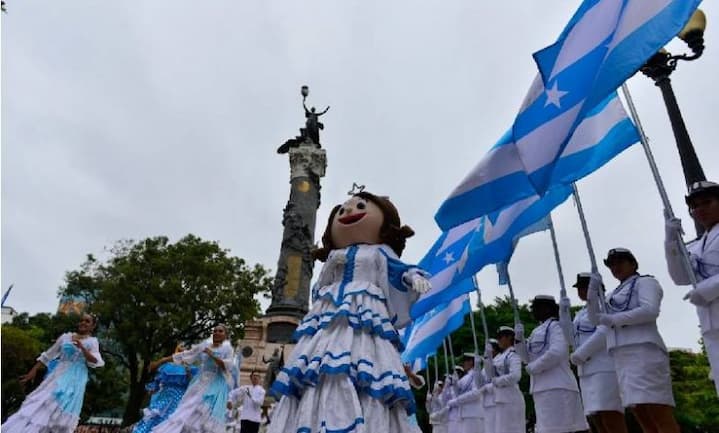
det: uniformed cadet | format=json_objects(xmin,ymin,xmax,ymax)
[
  {"xmin": 588, "ymin": 248, "xmax": 680, "ymax": 433},
  {"xmin": 665, "ymin": 180, "xmax": 719, "ymax": 396},
  {"xmin": 428, "ymin": 379, "xmax": 448, "ymax": 433},
  {"xmin": 481, "ymin": 327, "xmax": 525, "ymax": 433},
  {"xmin": 515, "ymin": 295, "xmax": 588, "ymax": 433},
  {"xmin": 479, "ymin": 340, "xmax": 498, "ymax": 433},
  {"xmin": 447, "ymin": 353, "xmax": 484, "ymax": 433},
  {"xmin": 568, "ymin": 272, "xmax": 627, "ymax": 433}
]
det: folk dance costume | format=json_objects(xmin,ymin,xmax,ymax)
[
  {"xmin": 152, "ymin": 341, "xmax": 235, "ymax": 433},
  {"xmin": 516, "ymin": 317, "xmax": 588, "ymax": 433},
  {"xmin": 666, "ymin": 207, "xmax": 719, "ymax": 395},
  {"xmin": 2, "ymin": 333, "xmax": 105, "ymax": 433},
  {"xmin": 447, "ymin": 361, "xmax": 484, "ymax": 433},
  {"xmin": 483, "ymin": 347, "xmax": 525, "ymax": 433},
  {"xmin": 268, "ymin": 244, "xmax": 427, "ymax": 433},
  {"xmin": 570, "ymin": 307, "xmax": 623, "ymax": 415},
  {"xmin": 590, "ymin": 273, "xmax": 675, "ymax": 408},
  {"xmin": 132, "ymin": 363, "xmax": 197, "ymax": 433}
]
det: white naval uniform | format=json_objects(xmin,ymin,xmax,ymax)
[
  {"xmin": 666, "ymin": 222, "xmax": 719, "ymax": 395},
  {"xmin": 572, "ymin": 307, "xmax": 623, "ymax": 414},
  {"xmin": 486, "ymin": 348, "xmax": 525, "ymax": 433},
  {"xmin": 520, "ymin": 319, "xmax": 588, "ymax": 433},
  {"xmin": 596, "ymin": 274, "xmax": 675, "ymax": 407},
  {"xmin": 428, "ymin": 389, "xmax": 448, "ymax": 433},
  {"xmin": 449, "ymin": 368, "xmax": 484, "ymax": 433}
]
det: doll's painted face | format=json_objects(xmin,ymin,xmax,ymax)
[{"xmin": 330, "ymin": 196, "xmax": 384, "ymax": 249}]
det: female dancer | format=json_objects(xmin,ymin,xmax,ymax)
[
  {"xmin": 152, "ymin": 325, "xmax": 235, "ymax": 433},
  {"xmin": 131, "ymin": 344, "xmax": 197, "ymax": 433},
  {"xmin": 3, "ymin": 313, "xmax": 104, "ymax": 433},
  {"xmin": 268, "ymin": 191, "xmax": 431, "ymax": 433}
]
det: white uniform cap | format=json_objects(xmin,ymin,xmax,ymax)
[
  {"xmin": 462, "ymin": 352, "xmax": 475, "ymax": 358},
  {"xmin": 497, "ymin": 325, "xmax": 514, "ymax": 334},
  {"xmin": 454, "ymin": 365, "xmax": 465, "ymax": 373},
  {"xmin": 533, "ymin": 294, "xmax": 556, "ymax": 302}
]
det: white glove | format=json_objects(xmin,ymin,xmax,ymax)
[
  {"xmin": 484, "ymin": 342, "xmax": 493, "ymax": 359},
  {"xmin": 664, "ymin": 209, "xmax": 684, "ymax": 241},
  {"xmin": 598, "ymin": 314, "xmax": 615, "ymax": 327},
  {"xmin": 514, "ymin": 323, "xmax": 525, "ymax": 342},
  {"xmin": 479, "ymin": 383, "xmax": 494, "ymax": 394},
  {"xmin": 525, "ymin": 363, "xmax": 536, "ymax": 375},
  {"xmin": 410, "ymin": 275, "xmax": 431, "ymax": 294},
  {"xmin": 447, "ymin": 398, "xmax": 458, "ymax": 408},
  {"xmin": 569, "ymin": 352, "xmax": 586, "ymax": 366},
  {"xmin": 684, "ymin": 289, "xmax": 709, "ymax": 306}
]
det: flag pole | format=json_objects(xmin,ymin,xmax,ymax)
[
  {"xmin": 620, "ymin": 83, "xmax": 698, "ymax": 288},
  {"xmin": 547, "ymin": 215, "xmax": 568, "ymax": 299},
  {"xmin": 425, "ymin": 356, "xmax": 431, "ymax": 388},
  {"xmin": 548, "ymin": 215, "xmax": 574, "ymax": 348},
  {"xmin": 434, "ymin": 354, "xmax": 439, "ymax": 386},
  {"xmin": 442, "ymin": 339, "xmax": 450, "ymax": 377},
  {"xmin": 572, "ymin": 183, "xmax": 610, "ymax": 313},
  {"xmin": 467, "ymin": 281, "xmax": 480, "ymax": 355},
  {"xmin": 1, "ymin": 284, "xmax": 14, "ymax": 307},
  {"xmin": 504, "ymin": 266, "xmax": 522, "ymax": 326},
  {"xmin": 447, "ymin": 335, "xmax": 456, "ymax": 368},
  {"xmin": 474, "ymin": 281, "xmax": 491, "ymax": 346}
]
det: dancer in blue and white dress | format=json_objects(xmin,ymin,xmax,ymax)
[
  {"xmin": 268, "ymin": 191, "xmax": 431, "ymax": 433},
  {"xmin": 152, "ymin": 325, "xmax": 235, "ymax": 433},
  {"xmin": 515, "ymin": 296, "xmax": 588, "ymax": 433},
  {"xmin": 132, "ymin": 345, "xmax": 197, "ymax": 433},
  {"xmin": 3, "ymin": 313, "xmax": 104, "ymax": 433}
]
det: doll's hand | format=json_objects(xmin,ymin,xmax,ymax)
[{"xmin": 410, "ymin": 275, "xmax": 431, "ymax": 294}]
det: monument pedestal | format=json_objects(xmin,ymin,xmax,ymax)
[{"xmin": 236, "ymin": 314, "xmax": 299, "ymax": 389}]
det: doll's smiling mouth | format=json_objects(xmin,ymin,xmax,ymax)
[{"xmin": 338, "ymin": 213, "xmax": 366, "ymax": 225}]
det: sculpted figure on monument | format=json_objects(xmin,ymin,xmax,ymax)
[
  {"xmin": 277, "ymin": 85, "xmax": 329, "ymax": 154},
  {"xmin": 262, "ymin": 346, "xmax": 284, "ymax": 390}
]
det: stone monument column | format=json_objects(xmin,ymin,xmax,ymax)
[
  {"xmin": 265, "ymin": 144, "xmax": 326, "ymax": 327},
  {"xmin": 237, "ymin": 86, "xmax": 329, "ymax": 390}
]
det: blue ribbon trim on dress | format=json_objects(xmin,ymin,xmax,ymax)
[
  {"xmin": 292, "ymin": 305, "xmax": 402, "ymax": 349},
  {"xmin": 296, "ymin": 417, "xmax": 365, "ymax": 433},
  {"xmin": 270, "ymin": 352, "xmax": 417, "ymax": 415}
]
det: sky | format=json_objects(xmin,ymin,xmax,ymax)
[{"xmin": 2, "ymin": 1, "xmax": 718, "ymax": 351}]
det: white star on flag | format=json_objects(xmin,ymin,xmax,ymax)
[
  {"xmin": 544, "ymin": 81, "xmax": 568, "ymax": 108},
  {"xmin": 443, "ymin": 252, "xmax": 455, "ymax": 264}
]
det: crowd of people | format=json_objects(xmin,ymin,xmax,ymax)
[
  {"xmin": 2, "ymin": 182, "xmax": 717, "ymax": 433},
  {"xmin": 424, "ymin": 181, "xmax": 719, "ymax": 432}
]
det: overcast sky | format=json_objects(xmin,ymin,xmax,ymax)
[{"xmin": 2, "ymin": 1, "xmax": 718, "ymax": 351}]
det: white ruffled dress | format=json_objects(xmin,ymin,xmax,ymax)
[
  {"xmin": 2, "ymin": 332, "xmax": 105, "ymax": 433},
  {"xmin": 268, "ymin": 243, "xmax": 424, "ymax": 433},
  {"xmin": 152, "ymin": 341, "xmax": 234, "ymax": 433}
]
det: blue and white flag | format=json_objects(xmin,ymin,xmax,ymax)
[
  {"xmin": 401, "ymin": 294, "xmax": 470, "ymax": 367},
  {"xmin": 496, "ymin": 215, "xmax": 551, "ymax": 285},
  {"xmin": 414, "ymin": 185, "xmax": 573, "ymax": 318},
  {"xmin": 435, "ymin": 0, "xmax": 699, "ymax": 229}
]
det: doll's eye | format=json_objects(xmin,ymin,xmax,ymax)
[
  {"xmin": 338, "ymin": 207, "xmax": 345, "ymax": 215},
  {"xmin": 357, "ymin": 202, "xmax": 366, "ymax": 210}
]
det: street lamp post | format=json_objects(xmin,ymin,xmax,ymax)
[{"xmin": 640, "ymin": 9, "xmax": 708, "ymax": 236}]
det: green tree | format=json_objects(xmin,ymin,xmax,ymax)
[
  {"xmin": 669, "ymin": 347, "xmax": 719, "ymax": 432},
  {"xmin": 1, "ymin": 326, "xmax": 42, "ymax": 420},
  {"xmin": 60, "ymin": 234, "xmax": 272, "ymax": 426}
]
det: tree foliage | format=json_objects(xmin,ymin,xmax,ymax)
[{"xmin": 60, "ymin": 234, "xmax": 273, "ymax": 425}]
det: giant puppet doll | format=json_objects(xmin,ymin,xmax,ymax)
[{"xmin": 268, "ymin": 189, "xmax": 431, "ymax": 433}]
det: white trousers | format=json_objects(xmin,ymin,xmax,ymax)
[{"xmin": 704, "ymin": 330, "xmax": 719, "ymax": 396}]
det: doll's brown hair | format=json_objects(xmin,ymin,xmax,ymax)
[{"xmin": 313, "ymin": 191, "xmax": 415, "ymax": 262}]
